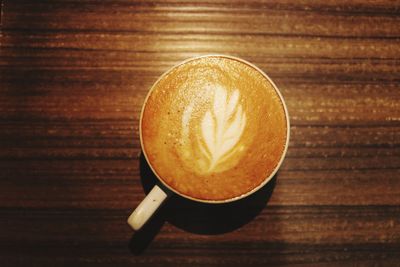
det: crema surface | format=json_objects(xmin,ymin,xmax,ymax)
[{"xmin": 141, "ymin": 56, "xmax": 287, "ymax": 201}]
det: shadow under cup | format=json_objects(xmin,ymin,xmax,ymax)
[{"xmin": 128, "ymin": 55, "xmax": 290, "ymax": 231}]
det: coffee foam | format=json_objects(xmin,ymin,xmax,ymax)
[
  {"xmin": 182, "ymin": 85, "xmax": 246, "ymax": 173},
  {"xmin": 141, "ymin": 56, "xmax": 287, "ymax": 201}
]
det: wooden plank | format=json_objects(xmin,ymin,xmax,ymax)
[
  {"xmin": 2, "ymin": 32, "xmax": 400, "ymax": 60},
  {"xmin": 0, "ymin": 80, "xmax": 398, "ymax": 124},
  {"xmin": 0, "ymin": 160, "xmax": 399, "ymax": 207},
  {"xmin": 3, "ymin": 1, "xmax": 400, "ymax": 38},
  {"xmin": 0, "ymin": 207, "xmax": 399, "ymax": 266},
  {"xmin": 0, "ymin": 122, "xmax": 399, "ymax": 149}
]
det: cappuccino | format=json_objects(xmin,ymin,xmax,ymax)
[{"xmin": 141, "ymin": 56, "xmax": 288, "ymax": 201}]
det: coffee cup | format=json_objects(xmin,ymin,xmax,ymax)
[{"xmin": 128, "ymin": 55, "xmax": 290, "ymax": 230}]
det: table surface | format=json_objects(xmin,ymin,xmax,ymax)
[{"xmin": 1, "ymin": 0, "xmax": 400, "ymax": 266}]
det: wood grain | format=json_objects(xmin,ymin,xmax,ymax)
[{"xmin": 1, "ymin": 0, "xmax": 399, "ymax": 266}]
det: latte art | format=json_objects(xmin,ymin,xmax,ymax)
[
  {"xmin": 181, "ymin": 86, "xmax": 247, "ymax": 173},
  {"xmin": 141, "ymin": 56, "xmax": 288, "ymax": 201}
]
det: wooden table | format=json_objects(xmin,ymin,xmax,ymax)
[{"xmin": 1, "ymin": 1, "xmax": 399, "ymax": 266}]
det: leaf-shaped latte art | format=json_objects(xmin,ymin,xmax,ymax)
[{"xmin": 200, "ymin": 86, "xmax": 246, "ymax": 171}]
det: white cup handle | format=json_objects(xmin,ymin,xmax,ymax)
[{"xmin": 127, "ymin": 185, "xmax": 170, "ymax": 231}]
